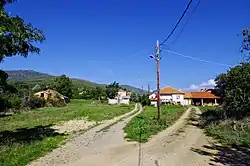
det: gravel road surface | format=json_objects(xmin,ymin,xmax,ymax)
[{"xmin": 30, "ymin": 106, "xmax": 223, "ymax": 166}]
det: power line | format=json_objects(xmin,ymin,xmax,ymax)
[
  {"xmin": 172, "ymin": 0, "xmax": 201, "ymax": 44},
  {"xmin": 161, "ymin": 48, "xmax": 233, "ymax": 67},
  {"xmin": 160, "ymin": 0, "xmax": 193, "ymax": 45}
]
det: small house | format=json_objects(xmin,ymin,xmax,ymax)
[{"xmin": 34, "ymin": 89, "xmax": 70, "ymax": 103}]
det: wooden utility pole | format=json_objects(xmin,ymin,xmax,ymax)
[
  {"xmin": 156, "ymin": 40, "xmax": 161, "ymax": 120},
  {"xmin": 147, "ymin": 84, "xmax": 150, "ymax": 96}
]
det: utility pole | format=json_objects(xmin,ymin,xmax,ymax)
[
  {"xmin": 156, "ymin": 40, "xmax": 161, "ymax": 120},
  {"xmin": 148, "ymin": 84, "xmax": 150, "ymax": 96}
]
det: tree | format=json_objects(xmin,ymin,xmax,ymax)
[
  {"xmin": 240, "ymin": 28, "xmax": 250, "ymax": 60},
  {"xmin": 94, "ymin": 87, "xmax": 106, "ymax": 100},
  {"xmin": 0, "ymin": 0, "xmax": 45, "ymax": 112},
  {"xmin": 0, "ymin": 0, "xmax": 45, "ymax": 62},
  {"xmin": 105, "ymin": 81, "xmax": 120, "ymax": 99},
  {"xmin": 130, "ymin": 91, "xmax": 139, "ymax": 102},
  {"xmin": 138, "ymin": 94, "xmax": 151, "ymax": 106},
  {"xmin": 53, "ymin": 75, "xmax": 73, "ymax": 98},
  {"xmin": 215, "ymin": 63, "xmax": 250, "ymax": 119}
]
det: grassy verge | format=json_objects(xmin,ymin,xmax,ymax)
[
  {"xmin": 200, "ymin": 107, "xmax": 250, "ymax": 148},
  {"xmin": 124, "ymin": 105, "xmax": 185, "ymax": 143},
  {"xmin": 0, "ymin": 100, "xmax": 134, "ymax": 166},
  {"xmin": 198, "ymin": 106, "xmax": 218, "ymax": 113}
]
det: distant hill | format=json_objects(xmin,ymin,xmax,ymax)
[{"xmin": 5, "ymin": 70, "xmax": 145, "ymax": 94}]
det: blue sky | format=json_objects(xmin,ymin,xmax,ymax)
[{"xmin": 1, "ymin": 0, "xmax": 250, "ymax": 90}]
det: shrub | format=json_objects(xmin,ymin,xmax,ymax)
[
  {"xmin": 0, "ymin": 94, "xmax": 22, "ymax": 112},
  {"xmin": 46, "ymin": 98, "xmax": 66, "ymax": 107},
  {"xmin": 46, "ymin": 94, "xmax": 66, "ymax": 107},
  {"xmin": 25, "ymin": 96, "xmax": 46, "ymax": 109},
  {"xmin": 7, "ymin": 94, "xmax": 22, "ymax": 110}
]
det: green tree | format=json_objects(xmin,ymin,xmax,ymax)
[
  {"xmin": 53, "ymin": 75, "xmax": 73, "ymax": 98},
  {"xmin": 241, "ymin": 28, "xmax": 250, "ymax": 60},
  {"xmin": 105, "ymin": 81, "xmax": 120, "ymax": 99},
  {"xmin": 215, "ymin": 63, "xmax": 250, "ymax": 119},
  {"xmin": 0, "ymin": 0, "xmax": 45, "ymax": 62},
  {"xmin": 138, "ymin": 94, "xmax": 151, "ymax": 106},
  {"xmin": 94, "ymin": 87, "xmax": 106, "ymax": 100},
  {"xmin": 0, "ymin": 0, "xmax": 45, "ymax": 112},
  {"xmin": 130, "ymin": 91, "xmax": 139, "ymax": 102}
]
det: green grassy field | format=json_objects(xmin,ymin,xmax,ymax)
[
  {"xmin": 0, "ymin": 100, "xmax": 134, "ymax": 166},
  {"xmin": 124, "ymin": 105, "xmax": 186, "ymax": 143}
]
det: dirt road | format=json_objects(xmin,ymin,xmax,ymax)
[{"xmin": 30, "ymin": 106, "xmax": 224, "ymax": 166}]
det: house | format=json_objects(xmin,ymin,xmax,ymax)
[
  {"xmin": 149, "ymin": 86, "xmax": 221, "ymax": 106},
  {"xmin": 149, "ymin": 86, "xmax": 185, "ymax": 106},
  {"xmin": 108, "ymin": 89, "xmax": 131, "ymax": 105},
  {"xmin": 34, "ymin": 89, "xmax": 70, "ymax": 103},
  {"xmin": 184, "ymin": 90, "xmax": 221, "ymax": 106}
]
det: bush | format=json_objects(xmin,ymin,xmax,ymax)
[
  {"xmin": 46, "ymin": 98, "xmax": 66, "ymax": 107},
  {"xmin": 46, "ymin": 94, "xmax": 66, "ymax": 107},
  {"xmin": 7, "ymin": 94, "xmax": 22, "ymax": 110},
  {"xmin": 25, "ymin": 96, "xmax": 46, "ymax": 109},
  {"xmin": 139, "ymin": 94, "xmax": 151, "ymax": 106},
  {"xmin": 0, "ymin": 94, "xmax": 22, "ymax": 112},
  {"xmin": 205, "ymin": 118, "xmax": 250, "ymax": 148}
]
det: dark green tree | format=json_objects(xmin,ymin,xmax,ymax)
[
  {"xmin": 0, "ymin": 0, "xmax": 45, "ymax": 111},
  {"xmin": 215, "ymin": 63, "xmax": 250, "ymax": 119},
  {"xmin": 138, "ymin": 94, "xmax": 151, "ymax": 106},
  {"xmin": 0, "ymin": 0, "xmax": 45, "ymax": 62},
  {"xmin": 94, "ymin": 87, "xmax": 106, "ymax": 100},
  {"xmin": 130, "ymin": 91, "xmax": 139, "ymax": 102},
  {"xmin": 241, "ymin": 28, "xmax": 250, "ymax": 60},
  {"xmin": 53, "ymin": 75, "xmax": 73, "ymax": 98},
  {"xmin": 105, "ymin": 81, "xmax": 120, "ymax": 99}
]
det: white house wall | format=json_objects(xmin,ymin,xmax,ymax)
[
  {"xmin": 120, "ymin": 99, "xmax": 130, "ymax": 105},
  {"xmin": 160, "ymin": 94, "xmax": 172, "ymax": 101},
  {"xmin": 172, "ymin": 94, "xmax": 184, "ymax": 104}
]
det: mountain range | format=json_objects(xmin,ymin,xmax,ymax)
[{"xmin": 5, "ymin": 70, "xmax": 146, "ymax": 94}]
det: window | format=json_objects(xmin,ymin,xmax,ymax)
[
  {"xmin": 40, "ymin": 93, "xmax": 44, "ymax": 98},
  {"xmin": 176, "ymin": 95, "xmax": 180, "ymax": 100}
]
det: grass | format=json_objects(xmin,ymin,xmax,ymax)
[
  {"xmin": 0, "ymin": 100, "xmax": 134, "ymax": 166},
  {"xmin": 124, "ymin": 105, "xmax": 186, "ymax": 143},
  {"xmin": 205, "ymin": 119, "xmax": 250, "ymax": 148},
  {"xmin": 198, "ymin": 106, "xmax": 218, "ymax": 113},
  {"xmin": 200, "ymin": 107, "xmax": 250, "ymax": 148}
]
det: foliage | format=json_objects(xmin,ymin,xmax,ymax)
[
  {"xmin": 130, "ymin": 91, "xmax": 139, "ymax": 102},
  {"xmin": 46, "ymin": 94, "xmax": 66, "ymax": 107},
  {"xmin": 73, "ymin": 86, "xmax": 106, "ymax": 100},
  {"xmin": 200, "ymin": 107, "xmax": 250, "ymax": 148},
  {"xmin": 241, "ymin": 28, "xmax": 250, "ymax": 60},
  {"xmin": 205, "ymin": 118, "xmax": 250, "ymax": 148},
  {"xmin": 0, "ymin": 0, "xmax": 45, "ymax": 62},
  {"xmin": 215, "ymin": 63, "xmax": 250, "ymax": 119},
  {"xmin": 0, "ymin": 93, "xmax": 22, "ymax": 111},
  {"xmin": 0, "ymin": 70, "xmax": 21, "ymax": 112},
  {"xmin": 105, "ymin": 81, "xmax": 120, "ymax": 99},
  {"xmin": 138, "ymin": 94, "xmax": 151, "ymax": 106},
  {"xmin": 124, "ymin": 105, "xmax": 185, "ymax": 142},
  {"xmin": 24, "ymin": 96, "xmax": 46, "ymax": 109},
  {"xmin": 6, "ymin": 94, "xmax": 22, "ymax": 109},
  {"xmin": 53, "ymin": 75, "xmax": 73, "ymax": 98}
]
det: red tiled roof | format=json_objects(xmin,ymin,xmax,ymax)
[
  {"xmin": 184, "ymin": 92, "xmax": 192, "ymax": 98},
  {"xmin": 184, "ymin": 92, "xmax": 220, "ymax": 99},
  {"xmin": 160, "ymin": 86, "xmax": 184, "ymax": 94}
]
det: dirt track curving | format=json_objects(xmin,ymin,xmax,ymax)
[{"xmin": 30, "ymin": 106, "xmax": 225, "ymax": 166}]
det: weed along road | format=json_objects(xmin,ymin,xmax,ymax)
[{"xmin": 29, "ymin": 106, "xmax": 223, "ymax": 166}]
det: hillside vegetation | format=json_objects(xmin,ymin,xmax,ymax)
[{"xmin": 5, "ymin": 70, "xmax": 145, "ymax": 94}]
